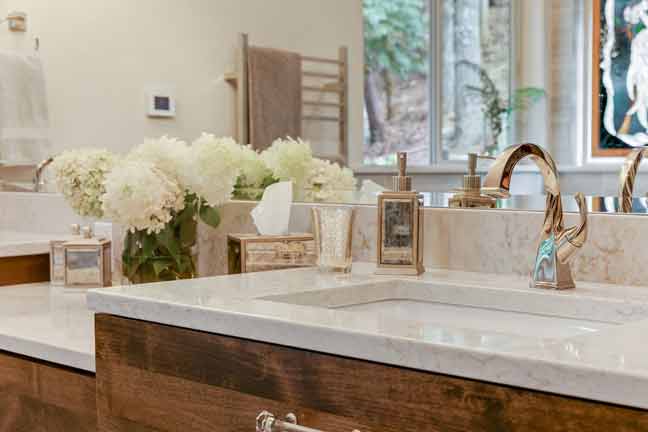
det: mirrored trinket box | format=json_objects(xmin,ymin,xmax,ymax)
[
  {"xmin": 228, "ymin": 233, "xmax": 317, "ymax": 274},
  {"xmin": 63, "ymin": 228, "xmax": 112, "ymax": 288}
]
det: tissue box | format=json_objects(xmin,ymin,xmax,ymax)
[{"xmin": 227, "ymin": 233, "xmax": 317, "ymax": 274}]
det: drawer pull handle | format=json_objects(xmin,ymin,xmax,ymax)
[{"xmin": 256, "ymin": 411, "xmax": 361, "ymax": 432}]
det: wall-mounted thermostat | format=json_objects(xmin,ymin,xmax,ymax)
[{"xmin": 147, "ymin": 91, "xmax": 176, "ymax": 118}]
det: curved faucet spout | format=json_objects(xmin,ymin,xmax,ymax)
[
  {"xmin": 482, "ymin": 143, "xmax": 561, "ymax": 198},
  {"xmin": 619, "ymin": 147, "xmax": 648, "ymax": 212},
  {"xmin": 483, "ymin": 143, "xmax": 564, "ymax": 235},
  {"xmin": 482, "ymin": 143, "xmax": 588, "ymax": 290},
  {"xmin": 33, "ymin": 155, "xmax": 55, "ymax": 192}
]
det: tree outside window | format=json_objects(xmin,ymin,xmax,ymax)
[{"xmin": 363, "ymin": 0, "xmax": 544, "ymax": 165}]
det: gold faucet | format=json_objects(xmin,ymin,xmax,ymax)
[
  {"xmin": 482, "ymin": 143, "xmax": 588, "ymax": 290},
  {"xmin": 618, "ymin": 147, "xmax": 648, "ymax": 213}
]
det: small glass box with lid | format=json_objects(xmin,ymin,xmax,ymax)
[{"xmin": 63, "ymin": 227, "xmax": 112, "ymax": 288}]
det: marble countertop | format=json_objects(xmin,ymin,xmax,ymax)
[
  {"xmin": 87, "ymin": 263, "xmax": 648, "ymax": 409},
  {"xmin": 0, "ymin": 230, "xmax": 64, "ymax": 257},
  {"xmin": 0, "ymin": 283, "xmax": 94, "ymax": 371}
]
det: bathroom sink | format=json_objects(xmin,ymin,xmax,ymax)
[
  {"xmin": 260, "ymin": 280, "xmax": 637, "ymax": 348},
  {"xmin": 332, "ymin": 299, "xmax": 610, "ymax": 339}
]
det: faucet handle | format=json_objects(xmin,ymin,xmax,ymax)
[{"xmin": 557, "ymin": 193, "xmax": 588, "ymax": 264}]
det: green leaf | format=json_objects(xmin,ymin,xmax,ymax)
[
  {"xmin": 123, "ymin": 231, "xmax": 133, "ymax": 254},
  {"xmin": 364, "ymin": 0, "xmax": 428, "ymax": 75},
  {"xmin": 176, "ymin": 254, "xmax": 196, "ymax": 275},
  {"xmin": 180, "ymin": 218, "xmax": 197, "ymax": 248},
  {"xmin": 141, "ymin": 233, "xmax": 156, "ymax": 258},
  {"xmin": 175, "ymin": 203, "xmax": 196, "ymax": 225},
  {"xmin": 152, "ymin": 258, "xmax": 174, "ymax": 277},
  {"xmin": 261, "ymin": 175, "xmax": 280, "ymax": 189},
  {"xmin": 199, "ymin": 204, "xmax": 221, "ymax": 229},
  {"xmin": 138, "ymin": 263, "xmax": 158, "ymax": 283},
  {"xmin": 508, "ymin": 87, "xmax": 546, "ymax": 113},
  {"xmin": 156, "ymin": 225, "xmax": 181, "ymax": 268}
]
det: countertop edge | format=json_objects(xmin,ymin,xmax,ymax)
[
  {"xmin": 86, "ymin": 290, "xmax": 648, "ymax": 410},
  {"xmin": 0, "ymin": 332, "xmax": 95, "ymax": 373}
]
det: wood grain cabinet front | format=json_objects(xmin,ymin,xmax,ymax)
[
  {"xmin": 0, "ymin": 350, "xmax": 96, "ymax": 432},
  {"xmin": 95, "ymin": 314, "xmax": 648, "ymax": 432},
  {"xmin": 0, "ymin": 254, "xmax": 50, "ymax": 286}
]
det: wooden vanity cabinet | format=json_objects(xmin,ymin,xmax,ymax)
[
  {"xmin": 0, "ymin": 350, "xmax": 96, "ymax": 431},
  {"xmin": 95, "ymin": 314, "xmax": 648, "ymax": 432},
  {"xmin": 0, "ymin": 254, "xmax": 50, "ymax": 286}
]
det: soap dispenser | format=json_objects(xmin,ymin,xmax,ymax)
[
  {"xmin": 376, "ymin": 152, "xmax": 424, "ymax": 276},
  {"xmin": 449, "ymin": 153, "xmax": 496, "ymax": 208}
]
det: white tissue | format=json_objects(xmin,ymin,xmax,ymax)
[
  {"xmin": 251, "ymin": 181, "xmax": 293, "ymax": 236},
  {"xmin": 359, "ymin": 179, "xmax": 386, "ymax": 204}
]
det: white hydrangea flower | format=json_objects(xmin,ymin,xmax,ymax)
[
  {"xmin": 237, "ymin": 145, "xmax": 273, "ymax": 189},
  {"xmin": 102, "ymin": 160, "xmax": 185, "ymax": 234},
  {"xmin": 129, "ymin": 136, "xmax": 189, "ymax": 186},
  {"xmin": 261, "ymin": 137, "xmax": 313, "ymax": 189},
  {"xmin": 182, "ymin": 133, "xmax": 242, "ymax": 207},
  {"xmin": 304, "ymin": 158, "xmax": 357, "ymax": 203},
  {"xmin": 51, "ymin": 148, "xmax": 116, "ymax": 218}
]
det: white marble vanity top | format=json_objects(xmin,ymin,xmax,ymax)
[
  {"xmin": 87, "ymin": 263, "xmax": 648, "ymax": 409},
  {"xmin": 0, "ymin": 283, "xmax": 94, "ymax": 371},
  {"xmin": 0, "ymin": 230, "xmax": 62, "ymax": 257}
]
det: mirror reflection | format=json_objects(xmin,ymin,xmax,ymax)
[{"xmin": 1, "ymin": 0, "xmax": 648, "ymax": 215}]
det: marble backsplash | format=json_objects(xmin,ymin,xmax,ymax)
[
  {"xmin": 2, "ymin": 192, "xmax": 648, "ymax": 287},
  {"xmin": 198, "ymin": 202, "xmax": 648, "ymax": 287}
]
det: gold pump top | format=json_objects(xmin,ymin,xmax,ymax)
[
  {"xmin": 393, "ymin": 152, "xmax": 413, "ymax": 192},
  {"xmin": 467, "ymin": 153, "xmax": 477, "ymax": 176},
  {"xmin": 462, "ymin": 153, "xmax": 481, "ymax": 191},
  {"xmin": 398, "ymin": 152, "xmax": 407, "ymax": 176}
]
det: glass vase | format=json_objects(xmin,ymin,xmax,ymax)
[
  {"xmin": 311, "ymin": 206, "xmax": 355, "ymax": 273},
  {"xmin": 121, "ymin": 206, "xmax": 198, "ymax": 284}
]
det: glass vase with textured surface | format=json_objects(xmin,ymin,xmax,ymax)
[{"xmin": 311, "ymin": 207, "xmax": 355, "ymax": 273}]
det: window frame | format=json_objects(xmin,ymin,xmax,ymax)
[{"xmin": 356, "ymin": 0, "xmax": 593, "ymax": 172}]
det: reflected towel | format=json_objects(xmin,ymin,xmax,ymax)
[
  {"xmin": 0, "ymin": 51, "xmax": 50, "ymax": 164},
  {"xmin": 247, "ymin": 46, "xmax": 302, "ymax": 150}
]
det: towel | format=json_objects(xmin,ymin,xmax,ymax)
[
  {"xmin": 0, "ymin": 51, "xmax": 50, "ymax": 164},
  {"xmin": 247, "ymin": 46, "xmax": 302, "ymax": 151}
]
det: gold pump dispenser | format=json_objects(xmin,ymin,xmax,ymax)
[
  {"xmin": 393, "ymin": 152, "xmax": 413, "ymax": 192},
  {"xmin": 449, "ymin": 153, "xmax": 496, "ymax": 208},
  {"xmin": 376, "ymin": 152, "xmax": 424, "ymax": 276}
]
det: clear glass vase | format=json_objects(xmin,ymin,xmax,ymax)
[{"xmin": 121, "ymin": 206, "xmax": 198, "ymax": 284}]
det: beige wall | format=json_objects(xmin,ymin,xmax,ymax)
[{"xmin": 0, "ymin": 0, "xmax": 363, "ymax": 156}]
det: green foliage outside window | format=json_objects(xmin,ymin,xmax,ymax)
[
  {"xmin": 364, "ymin": 0, "xmax": 429, "ymax": 146},
  {"xmin": 364, "ymin": 0, "xmax": 428, "ymax": 77}
]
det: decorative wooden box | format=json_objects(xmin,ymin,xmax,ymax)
[{"xmin": 227, "ymin": 233, "xmax": 317, "ymax": 274}]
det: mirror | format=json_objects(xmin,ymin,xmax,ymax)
[{"xmin": 1, "ymin": 1, "xmax": 647, "ymax": 216}]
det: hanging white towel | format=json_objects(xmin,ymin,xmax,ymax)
[{"xmin": 0, "ymin": 51, "xmax": 50, "ymax": 164}]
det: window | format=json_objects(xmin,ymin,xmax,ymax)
[
  {"xmin": 440, "ymin": 0, "xmax": 513, "ymax": 161},
  {"xmin": 363, "ymin": 0, "xmax": 538, "ymax": 165},
  {"xmin": 363, "ymin": 0, "xmax": 430, "ymax": 165}
]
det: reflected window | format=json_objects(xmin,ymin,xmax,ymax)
[
  {"xmin": 363, "ymin": 0, "xmax": 430, "ymax": 165},
  {"xmin": 362, "ymin": 1, "xmax": 572, "ymax": 166},
  {"xmin": 441, "ymin": 0, "xmax": 513, "ymax": 161}
]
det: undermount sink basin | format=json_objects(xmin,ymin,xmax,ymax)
[
  {"xmin": 260, "ymin": 280, "xmax": 634, "ymax": 349},
  {"xmin": 332, "ymin": 299, "xmax": 611, "ymax": 339}
]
